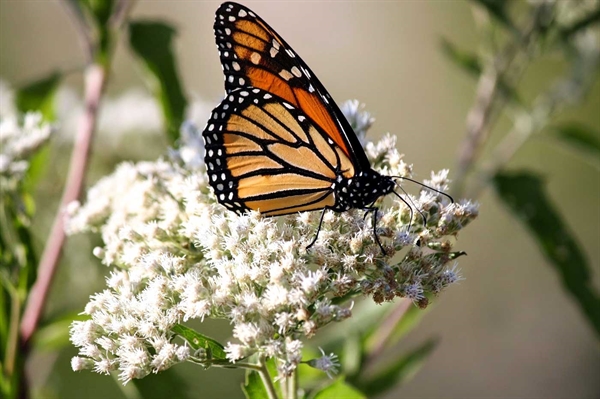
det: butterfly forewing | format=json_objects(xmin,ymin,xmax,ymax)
[
  {"xmin": 213, "ymin": 2, "xmax": 371, "ymax": 170},
  {"xmin": 203, "ymin": 87, "xmax": 356, "ymax": 216}
]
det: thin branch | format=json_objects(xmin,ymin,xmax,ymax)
[
  {"xmin": 363, "ymin": 298, "xmax": 412, "ymax": 369},
  {"xmin": 452, "ymin": 5, "xmax": 546, "ymax": 198},
  {"xmin": 258, "ymin": 356, "xmax": 279, "ymax": 399},
  {"xmin": 19, "ymin": 64, "xmax": 107, "ymax": 346}
]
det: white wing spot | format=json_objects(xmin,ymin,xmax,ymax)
[
  {"xmin": 298, "ymin": 115, "xmax": 306, "ymax": 122},
  {"xmin": 208, "ymin": 124, "xmax": 214, "ymax": 131},
  {"xmin": 224, "ymin": 28, "xmax": 231, "ymax": 35},
  {"xmin": 264, "ymin": 93, "xmax": 272, "ymax": 99},
  {"xmin": 291, "ymin": 66, "xmax": 302, "ymax": 78},
  {"xmin": 252, "ymin": 88, "xmax": 260, "ymax": 93},
  {"xmin": 240, "ymin": 91, "xmax": 249, "ymax": 96},
  {"xmin": 238, "ymin": 10, "xmax": 247, "ymax": 17},
  {"xmin": 228, "ymin": 16, "xmax": 236, "ymax": 22},
  {"xmin": 228, "ymin": 75, "xmax": 234, "ymax": 83},
  {"xmin": 232, "ymin": 61, "xmax": 241, "ymax": 71},
  {"xmin": 286, "ymin": 49, "xmax": 296, "ymax": 58},
  {"xmin": 239, "ymin": 77, "xmax": 245, "ymax": 85},
  {"xmin": 270, "ymin": 47, "xmax": 278, "ymax": 58},
  {"xmin": 283, "ymin": 102, "xmax": 294, "ymax": 110},
  {"xmin": 272, "ymin": 39, "xmax": 280, "ymax": 50},
  {"xmin": 250, "ymin": 52, "xmax": 261, "ymax": 65},
  {"xmin": 308, "ymin": 84, "xmax": 315, "ymax": 93},
  {"xmin": 279, "ymin": 69, "xmax": 294, "ymax": 81}
]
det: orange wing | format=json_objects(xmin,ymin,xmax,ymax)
[
  {"xmin": 214, "ymin": 2, "xmax": 370, "ymax": 170},
  {"xmin": 203, "ymin": 87, "xmax": 355, "ymax": 216}
]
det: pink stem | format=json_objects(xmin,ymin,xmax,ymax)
[{"xmin": 19, "ymin": 64, "xmax": 106, "ymax": 345}]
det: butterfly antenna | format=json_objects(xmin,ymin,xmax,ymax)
[
  {"xmin": 391, "ymin": 176, "xmax": 455, "ymax": 204},
  {"xmin": 390, "ymin": 189, "xmax": 416, "ymax": 234}
]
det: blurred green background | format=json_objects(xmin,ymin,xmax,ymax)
[{"xmin": 1, "ymin": 1, "xmax": 599, "ymax": 398}]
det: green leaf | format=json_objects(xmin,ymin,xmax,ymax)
[
  {"xmin": 440, "ymin": 38, "xmax": 482, "ymax": 76},
  {"xmin": 132, "ymin": 368, "xmax": 190, "ymax": 399},
  {"xmin": 357, "ymin": 338, "xmax": 438, "ymax": 396},
  {"xmin": 23, "ymin": 146, "xmax": 51, "ymax": 194},
  {"xmin": 128, "ymin": 21, "xmax": 187, "ymax": 143},
  {"xmin": 33, "ymin": 312, "xmax": 88, "ymax": 351},
  {"xmin": 15, "ymin": 73, "xmax": 61, "ymax": 121},
  {"xmin": 313, "ymin": 378, "xmax": 366, "ymax": 399},
  {"xmin": 242, "ymin": 369, "xmax": 268, "ymax": 399},
  {"xmin": 469, "ymin": 0, "xmax": 516, "ymax": 31},
  {"xmin": 171, "ymin": 324, "xmax": 227, "ymax": 360},
  {"xmin": 494, "ymin": 172, "xmax": 600, "ymax": 337},
  {"xmin": 549, "ymin": 123, "xmax": 600, "ymax": 165}
]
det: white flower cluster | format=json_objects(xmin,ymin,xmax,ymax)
[
  {"xmin": 0, "ymin": 112, "xmax": 52, "ymax": 186},
  {"xmin": 68, "ymin": 103, "xmax": 478, "ymax": 383}
]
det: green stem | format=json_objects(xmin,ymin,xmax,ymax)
[
  {"xmin": 288, "ymin": 370, "xmax": 298, "ymax": 399},
  {"xmin": 258, "ymin": 356, "xmax": 279, "ymax": 399}
]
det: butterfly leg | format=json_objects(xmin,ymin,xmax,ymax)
[
  {"xmin": 362, "ymin": 205, "xmax": 386, "ymax": 255},
  {"xmin": 306, "ymin": 207, "xmax": 329, "ymax": 251}
]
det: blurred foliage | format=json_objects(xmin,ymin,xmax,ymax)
[
  {"xmin": 128, "ymin": 21, "xmax": 187, "ymax": 144},
  {"xmin": 446, "ymin": 0, "xmax": 600, "ymax": 339},
  {"xmin": 494, "ymin": 172, "xmax": 600, "ymax": 336}
]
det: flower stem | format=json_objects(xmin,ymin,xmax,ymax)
[
  {"xmin": 363, "ymin": 298, "xmax": 412, "ymax": 369},
  {"xmin": 19, "ymin": 63, "xmax": 107, "ymax": 346},
  {"xmin": 258, "ymin": 356, "xmax": 279, "ymax": 399}
]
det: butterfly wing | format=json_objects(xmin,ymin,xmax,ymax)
[
  {"xmin": 213, "ymin": 2, "xmax": 371, "ymax": 172},
  {"xmin": 203, "ymin": 87, "xmax": 356, "ymax": 216}
]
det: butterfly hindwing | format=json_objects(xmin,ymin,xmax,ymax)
[
  {"xmin": 203, "ymin": 87, "xmax": 356, "ymax": 216},
  {"xmin": 213, "ymin": 2, "xmax": 371, "ymax": 171}
]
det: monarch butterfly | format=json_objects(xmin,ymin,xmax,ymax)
[{"xmin": 203, "ymin": 2, "xmax": 452, "ymax": 253}]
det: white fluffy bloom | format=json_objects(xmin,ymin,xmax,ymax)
[
  {"xmin": 0, "ymin": 112, "xmax": 52, "ymax": 183},
  {"xmin": 68, "ymin": 103, "xmax": 478, "ymax": 383}
]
